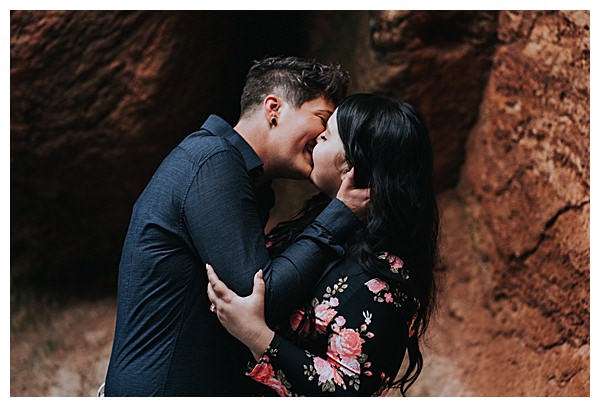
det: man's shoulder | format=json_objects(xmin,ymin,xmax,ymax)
[{"xmin": 178, "ymin": 130, "xmax": 242, "ymax": 166}]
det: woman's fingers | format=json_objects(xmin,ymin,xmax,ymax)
[
  {"xmin": 207, "ymin": 280, "xmax": 218, "ymax": 307},
  {"xmin": 206, "ymin": 264, "xmax": 266, "ymax": 320},
  {"xmin": 252, "ymin": 269, "xmax": 265, "ymax": 297},
  {"xmin": 336, "ymin": 167, "xmax": 371, "ymax": 221},
  {"xmin": 342, "ymin": 168, "xmax": 371, "ymax": 198},
  {"xmin": 206, "ymin": 263, "xmax": 233, "ymax": 301},
  {"xmin": 341, "ymin": 166, "xmax": 354, "ymax": 184}
]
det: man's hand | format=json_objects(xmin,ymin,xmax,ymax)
[{"xmin": 336, "ymin": 168, "xmax": 371, "ymax": 221}]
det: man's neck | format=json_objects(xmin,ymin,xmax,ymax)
[{"xmin": 234, "ymin": 118, "xmax": 273, "ymax": 185}]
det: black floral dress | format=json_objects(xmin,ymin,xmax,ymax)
[{"xmin": 246, "ymin": 252, "xmax": 419, "ymax": 396}]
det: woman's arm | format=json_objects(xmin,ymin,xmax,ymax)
[{"xmin": 207, "ymin": 264, "xmax": 410, "ymax": 396}]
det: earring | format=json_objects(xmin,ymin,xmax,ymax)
[{"xmin": 271, "ymin": 118, "xmax": 277, "ymax": 126}]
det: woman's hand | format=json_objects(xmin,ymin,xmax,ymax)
[
  {"xmin": 206, "ymin": 264, "xmax": 274, "ymax": 361},
  {"xmin": 336, "ymin": 168, "xmax": 371, "ymax": 221}
]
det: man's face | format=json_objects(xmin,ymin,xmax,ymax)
[{"xmin": 274, "ymin": 96, "xmax": 335, "ymax": 179}]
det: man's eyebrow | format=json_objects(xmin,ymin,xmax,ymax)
[{"xmin": 316, "ymin": 109, "xmax": 334, "ymax": 115}]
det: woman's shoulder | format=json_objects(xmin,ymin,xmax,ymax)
[
  {"xmin": 359, "ymin": 252, "xmax": 419, "ymax": 313},
  {"xmin": 319, "ymin": 252, "xmax": 418, "ymax": 314}
]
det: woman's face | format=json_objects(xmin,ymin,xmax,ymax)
[{"xmin": 309, "ymin": 109, "xmax": 347, "ymax": 198}]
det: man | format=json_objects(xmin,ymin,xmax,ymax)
[{"xmin": 104, "ymin": 56, "xmax": 369, "ymax": 396}]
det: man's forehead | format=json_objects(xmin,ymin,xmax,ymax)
[
  {"xmin": 303, "ymin": 97, "xmax": 335, "ymax": 113},
  {"xmin": 315, "ymin": 108, "xmax": 334, "ymax": 116}
]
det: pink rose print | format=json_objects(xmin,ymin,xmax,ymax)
[
  {"xmin": 248, "ymin": 359, "xmax": 275, "ymax": 383},
  {"xmin": 384, "ymin": 292, "xmax": 393, "ymax": 303},
  {"xmin": 314, "ymin": 302, "xmax": 338, "ymax": 333},
  {"xmin": 266, "ymin": 378, "xmax": 292, "ymax": 397},
  {"xmin": 248, "ymin": 359, "xmax": 291, "ymax": 397},
  {"xmin": 326, "ymin": 352, "xmax": 361, "ymax": 377},
  {"xmin": 330, "ymin": 315, "xmax": 346, "ymax": 333},
  {"xmin": 329, "ymin": 328, "xmax": 364, "ymax": 360},
  {"xmin": 334, "ymin": 316, "xmax": 346, "ymax": 327},
  {"xmin": 289, "ymin": 309, "xmax": 310, "ymax": 334},
  {"xmin": 329, "ymin": 297, "xmax": 339, "ymax": 307},
  {"xmin": 379, "ymin": 252, "xmax": 404, "ymax": 272},
  {"xmin": 314, "ymin": 356, "xmax": 335, "ymax": 385},
  {"xmin": 339, "ymin": 356, "xmax": 361, "ymax": 376},
  {"xmin": 387, "ymin": 254, "xmax": 404, "ymax": 270},
  {"xmin": 332, "ymin": 366, "xmax": 345, "ymax": 386},
  {"xmin": 365, "ymin": 278, "xmax": 387, "ymax": 294}
]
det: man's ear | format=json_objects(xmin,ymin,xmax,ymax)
[{"xmin": 263, "ymin": 95, "xmax": 281, "ymax": 126}]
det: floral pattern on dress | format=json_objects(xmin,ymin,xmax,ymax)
[
  {"xmin": 289, "ymin": 296, "xmax": 340, "ymax": 336},
  {"xmin": 372, "ymin": 371, "xmax": 393, "ymax": 396},
  {"xmin": 366, "ymin": 252, "xmax": 412, "ymax": 309},
  {"xmin": 248, "ymin": 267, "xmax": 416, "ymax": 396},
  {"xmin": 247, "ymin": 348, "xmax": 294, "ymax": 397},
  {"xmin": 365, "ymin": 277, "xmax": 408, "ymax": 309},
  {"xmin": 303, "ymin": 310, "xmax": 374, "ymax": 392},
  {"xmin": 377, "ymin": 252, "xmax": 411, "ymax": 281},
  {"xmin": 377, "ymin": 251, "xmax": 403, "ymax": 271}
]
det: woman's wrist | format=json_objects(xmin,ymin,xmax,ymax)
[{"xmin": 249, "ymin": 327, "xmax": 275, "ymax": 362}]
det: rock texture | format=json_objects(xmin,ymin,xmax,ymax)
[
  {"xmin": 351, "ymin": 11, "xmax": 498, "ymax": 190},
  {"xmin": 405, "ymin": 11, "xmax": 589, "ymax": 396},
  {"xmin": 11, "ymin": 11, "xmax": 231, "ymax": 289},
  {"xmin": 11, "ymin": 295, "xmax": 116, "ymax": 396}
]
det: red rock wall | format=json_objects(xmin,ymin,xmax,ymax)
[
  {"xmin": 455, "ymin": 10, "xmax": 589, "ymax": 395},
  {"xmin": 410, "ymin": 11, "xmax": 589, "ymax": 396},
  {"xmin": 11, "ymin": 11, "xmax": 237, "ymax": 289},
  {"xmin": 351, "ymin": 11, "xmax": 498, "ymax": 190}
]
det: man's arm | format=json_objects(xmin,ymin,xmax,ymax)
[{"xmin": 183, "ymin": 149, "xmax": 363, "ymax": 325}]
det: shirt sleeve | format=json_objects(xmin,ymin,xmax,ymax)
[
  {"xmin": 246, "ymin": 283, "xmax": 411, "ymax": 396},
  {"xmin": 182, "ymin": 149, "xmax": 362, "ymax": 325}
]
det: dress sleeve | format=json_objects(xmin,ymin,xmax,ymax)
[
  {"xmin": 182, "ymin": 149, "xmax": 362, "ymax": 325},
  {"xmin": 246, "ymin": 280, "xmax": 412, "ymax": 396}
]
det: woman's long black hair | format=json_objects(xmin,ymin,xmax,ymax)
[{"xmin": 266, "ymin": 94, "xmax": 439, "ymax": 396}]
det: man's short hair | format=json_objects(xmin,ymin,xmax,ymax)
[{"xmin": 239, "ymin": 56, "xmax": 350, "ymax": 118}]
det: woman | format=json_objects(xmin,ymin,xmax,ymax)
[{"xmin": 207, "ymin": 93, "xmax": 439, "ymax": 396}]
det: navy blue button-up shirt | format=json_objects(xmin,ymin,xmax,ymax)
[{"xmin": 105, "ymin": 115, "xmax": 361, "ymax": 396}]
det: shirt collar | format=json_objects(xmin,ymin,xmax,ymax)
[{"xmin": 201, "ymin": 114, "xmax": 264, "ymax": 179}]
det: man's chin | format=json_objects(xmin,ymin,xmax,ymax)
[
  {"xmin": 295, "ymin": 163, "xmax": 313, "ymax": 180},
  {"xmin": 284, "ymin": 168, "xmax": 311, "ymax": 181}
]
